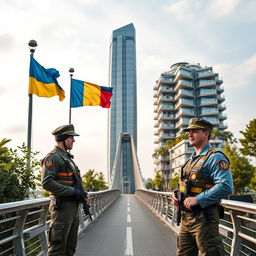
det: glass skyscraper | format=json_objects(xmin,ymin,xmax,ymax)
[{"xmin": 108, "ymin": 23, "xmax": 137, "ymax": 193}]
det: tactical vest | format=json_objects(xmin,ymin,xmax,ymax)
[
  {"xmin": 179, "ymin": 148, "xmax": 227, "ymax": 196},
  {"xmin": 44, "ymin": 149, "xmax": 80, "ymax": 188}
]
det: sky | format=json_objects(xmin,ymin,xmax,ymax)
[{"xmin": 0, "ymin": 0, "xmax": 255, "ymax": 181}]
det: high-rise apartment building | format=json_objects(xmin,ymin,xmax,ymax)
[
  {"xmin": 153, "ymin": 62, "xmax": 227, "ymax": 189},
  {"xmin": 108, "ymin": 23, "xmax": 137, "ymax": 193}
]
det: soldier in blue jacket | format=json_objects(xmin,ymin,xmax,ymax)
[{"xmin": 172, "ymin": 118, "xmax": 233, "ymax": 256}]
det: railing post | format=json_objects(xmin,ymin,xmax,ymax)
[
  {"xmin": 13, "ymin": 210, "xmax": 29, "ymax": 256},
  {"xmin": 38, "ymin": 205, "xmax": 49, "ymax": 253},
  {"xmin": 230, "ymin": 210, "xmax": 242, "ymax": 256}
]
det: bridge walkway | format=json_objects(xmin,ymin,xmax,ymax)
[{"xmin": 75, "ymin": 194, "xmax": 177, "ymax": 256}]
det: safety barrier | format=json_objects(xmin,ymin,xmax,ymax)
[
  {"xmin": 136, "ymin": 189, "xmax": 256, "ymax": 256},
  {"xmin": 0, "ymin": 190, "xmax": 120, "ymax": 256}
]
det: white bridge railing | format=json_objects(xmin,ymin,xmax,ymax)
[
  {"xmin": 0, "ymin": 190, "xmax": 120, "ymax": 256},
  {"xmin": 136, "ymin": 189, "xmax": 256, "ymax": 256}
]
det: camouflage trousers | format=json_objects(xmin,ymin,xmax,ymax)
[
  {"xmin": 177, "ymin": 207, "xmax": 224, "ymax": 256},
  {"xmin": 48, "ymin": 199, "xmax": 79, "ymax": 256}
]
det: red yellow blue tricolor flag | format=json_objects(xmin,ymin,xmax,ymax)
[
  {"xmin": 70, "ymin": 79, "xmax": 113, "ymax": 108},
  {"xmin": 28, "ymin": 56, "xmax": 65, "ymax": 101}
]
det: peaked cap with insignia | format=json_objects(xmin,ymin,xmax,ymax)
[
  {"xmin": 183, "ymin": 118, "xmax": 214, "ymax": 132},
  {"xmin": 52, "ymin": 124, "xmax": 80, "ymax": 141}
]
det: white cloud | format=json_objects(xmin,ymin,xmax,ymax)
[
  {"xmin": 207, "ymin": 0, "xmax": 240, "ymax": 17},
  {"xmin": 215, "ymin": 55, "xmax": 256, "ymax": 88}
]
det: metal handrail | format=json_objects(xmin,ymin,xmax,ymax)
[
  {"xmin": 136, "ymin": 189, "xmax": 256, "ymax": 256},
  {"xmin": 0, "ymin": 190, "xmax": 120, "ymax": 256}
]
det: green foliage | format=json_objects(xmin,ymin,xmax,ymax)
[
  {"xmin": 224, "ymin": 142, "xmax": 255, "ymax": 194},
  {"xmin": 221, "ymin": 130, "xmax": 237, "ymax": 144},
  {"xmin": 170, "ymin": 172, "xmax": 179, "ymax": 191},
  {"xmin": 239, "ymin": 119, "xmax": 256, "ymax": 158},
  {"xmin": 152, "ymin": 171, "xmax": 163, "ymax": 191},
  {"xmin": 0, "ymin": 141, "xmax": 39, "ymax": 203},
  {"xmin": 145, "ymin": 178, "xmax": 153, "ymax": 190},
  {"xmin": 97, "ymin": 172, "xmax": 108, "ymax": 191},
  {"xmin": 82, "ymin": 169, "xmax": 108, "ymax": 192}
]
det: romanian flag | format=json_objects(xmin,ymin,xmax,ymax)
[
  {"xmin": 28, "ymin": 56, "xmax": 65, "ymax": 101},
  {"xmin": 70, "ymin": 79, "xmax": 113, "ymax": 108}
]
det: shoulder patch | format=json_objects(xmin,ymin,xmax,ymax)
[
  {"xmin": 44, "ymin": 157, "xmax": 55, "ymax": 168},
  {"xmin": 217, "ymin": 159, "xmax": 229, "ymax": 171}
]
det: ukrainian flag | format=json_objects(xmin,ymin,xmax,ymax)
[
  {"xmin": 28, "ymin": 56, "xmax": 65, "ymax": 101},
  {"xmin": 70, "ymin": 79, "xmax": 113, "ymax": 108}
]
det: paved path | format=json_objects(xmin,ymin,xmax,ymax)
[{"xmin": 75, "ymin": 194, "xmax": 177, "ymax": 256}]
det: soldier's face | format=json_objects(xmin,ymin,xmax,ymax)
[
  {"xmin": 65, "ymin": 136, "xmax": 75, "ymax": 150},
  {"xmin": 188, "ymin": 129, "xmax": 209, "ymax": 147}
]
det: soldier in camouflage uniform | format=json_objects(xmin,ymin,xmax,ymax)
[
  {"xmin": 172, "ymin": 118, "xmax": 233, "ymax": 256},
  {"xmin": 41, "ymin": 124, "xmax": 87, "ymax": 256}
]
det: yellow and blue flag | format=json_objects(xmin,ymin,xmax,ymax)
[
  {"xmin": 28, "ymin": 56, "xmax": 65, "ymax": 101},
  {"xmin": 70, "ymin": 79, "xmax": 113, "ymax": 108}
]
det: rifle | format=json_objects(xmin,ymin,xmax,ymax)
[{"xmin": 73, "ymin": 173, "xmax": 93, "ymax": 221}]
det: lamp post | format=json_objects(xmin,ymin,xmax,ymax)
[
  {"xmin": 27, "ymin": 39, "xmax": 37, "ymax": 169},
  {"xmin": 69, "ymin": 67, "xmax": 74, "ymax": 124}
]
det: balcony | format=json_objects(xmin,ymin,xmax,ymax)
[
  {"xmin": 198, "ymin": 89, "xmax": 216, "ymax": 97},
  {"xmin": 174, "ymin": 79, "xmax": 193, "ymax": 92},
  {"xmin": 218, "ymin": 103, "xmax": 226, "ymax": 111},
  {"xmin": 216, "ymin": 85, "xmax": 224, "ymax": 93},
  {"xmin": 175, "ymin": 118, "xmax": 190, "ymax": 128},
  {"xmin": 159, "ymin": 132, "xmax": 176, "ymax": 141},
  {"xmin": 219, "ymin": 113, "xmax": 227, "ymax": 120},
  {"xmin": 219, "ymin": 123, "xmax": 228, "ymax": 129},
  {"xmin": 174, "ymin": 89, "xmax": 194, "ymax": 101},
  {"xmin": 156, "ymin": 86, "xmax": 173, "ymax": 97},
  {"xmin": 158, "ymin": 123, "xmax": 175, "ymax": 131},
  {"xmin": 175, "ymin": 98, "xmax": 194, "ymax": 109},
  {"xmin": 197, "ymin": 70, "xmax": 214, "ymax": 78},
  {"xmin": 217, "ymin": 95, "xmax": 225, "ymax": 103},
  {"xmin": 158, "ymin": 113, "xmax": 175, "ymax": 121},
  {"xmin": 174, "ymin": 69, "xmax": 193, "ymax": 82},
  {"xmin": 198, "ymin": 79, "xmax": 216, "ymax": 88},
  {"xmin": 157, "ymin": 95, "xmax": 174, "ymax": 105},
  {"xmin": 200, "ymin": 109, "xmax": 219, "ymax": 116},
  {"xmin": 175, "ymin": 108, "xmax": 195, "ymax": 119},
  {"xmin": 199, "ymin": 99, "xmax": 218, "ymax": 106},
  {"xmin": 158, "ymin": 104, "xmax": 174, "ymax": 112}
]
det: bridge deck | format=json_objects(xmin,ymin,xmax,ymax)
[{"xmin": 75, "ymin": 194, "xmax": 177, "ymax": 256}]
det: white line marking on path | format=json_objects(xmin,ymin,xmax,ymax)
[
  {"xmin": 127, "ymin": 206, "xmax": 130, "ymax": 212},
  {"xmin": 125, "ymin": 226, "xmax": 134, "ymax": 256},
  {"xmin": 127, "ymin": 214, "xmax": 131, "ymax": 223}
]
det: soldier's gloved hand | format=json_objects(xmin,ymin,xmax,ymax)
[
  {"xmin": 73, "ymin": 189, "xmax": 83, "ymax": 201},
  {"xmin": 172, "ymin": 189, "xmax": 179, "ymax": 207}
]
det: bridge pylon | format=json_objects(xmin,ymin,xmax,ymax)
[{"xmin": 109, "ymin": 133, "xmax": 145, "ymax": 193}]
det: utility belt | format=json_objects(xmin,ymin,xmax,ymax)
[
  {"xmin": 179, "ymin": 180, "xmax": 214, "ymax": 196},
  {"xmin": 50, "ymin": 195, "xmax": 78, "ymax": 210},
  {"xmin": 181, "ymin": 204, "xmax": 224, "ymax": 220}
]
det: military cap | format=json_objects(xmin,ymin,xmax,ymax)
[
  {"xmin": 183, "ymin": 118, "xmax": 214, "ymax": 132},
  {"xmin": 52, "ymin": 124, "xmax": 79, "ymax": 141}
]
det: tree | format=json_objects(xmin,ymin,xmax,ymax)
[
  {"xmin": 97, "ymin": 172, "xmax": 108, "ymax": 190},
  {"xmin": 221, "ymin": 130, "xmax": 237, "ymax": 144},
  {"xmin": 239, "ymin": 119, "xmax": 256, "ymax": 158},
  {"xmin": 0, "ymin": 141, "xmax": 39, "ymax": 203},
  {"xmin": 170, "ymin": 172, "xmax": 179, "ymax": 191},
  {"xmin": 82, "ymin": 169, "xmax": 109, "ymax": 191},
  {"xmin": 211, "ymin": 127, "xmax": 220, "ymax": 139},
  {"xmin": 145, "ymin": 178, "xmax": 153, "ymax": 190},
  {"xmin": 224, "ymin": 142, "xmax": 255, "ymax": 194},
  {"xmin": 152, "ymin": 171, "xmax": 163, "ymax": 191},
  {"xmin": 82, "ymin": 169, "xmax": 98, "ymax": 191}
]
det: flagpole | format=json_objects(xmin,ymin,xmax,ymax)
[
  {"xmin": 69, "ymin": 68, "xmax": 74, "ymax": 124},
  {"xmin": 27, "ymin": 39, "xmax": 37, "ymax": 170}
]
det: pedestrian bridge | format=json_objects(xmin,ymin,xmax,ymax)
[{"xmin": 1, "ymin": 189, "xmax": 255, "ymax": 256}]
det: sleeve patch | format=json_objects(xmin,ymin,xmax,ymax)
[
  {"xmin": 44, "ymin": 157, "xmax": 55, "ymax": 168},
  {"xmin": 217, "ymin": 159, "xmax": 229, "ymax": 171}
]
